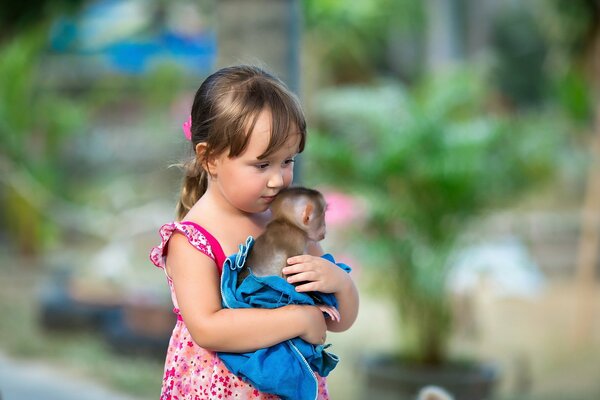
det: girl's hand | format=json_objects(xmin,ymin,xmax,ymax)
[
  {"xmin": 298, "ymin": 305, "xmax": 328, "ymax": 345},
  {"xmin": 283, "ymin": 255, "xmax": 350, "ymax": 294}
]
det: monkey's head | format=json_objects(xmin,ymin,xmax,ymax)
[{"xmin": 271, "ymin": 187, "xmax": 327, "ymax": 241}]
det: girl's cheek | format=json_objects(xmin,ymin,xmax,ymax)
[{"xmin": 284, "ymin": 170, "xmax": 294, "ymax": 185}]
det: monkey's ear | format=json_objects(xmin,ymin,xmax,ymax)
[{"xmin": 302, "ymin": 203, "xmax": 314, "ymax": 225}]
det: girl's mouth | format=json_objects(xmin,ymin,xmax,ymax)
[{"xmin": 262, "ymin": 195, "xmax": 277, "ymax": 202}]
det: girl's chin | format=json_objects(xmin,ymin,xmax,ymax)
[{"xmin": 243, "ymin": 204, "xmax": 270, "ymax": 214}]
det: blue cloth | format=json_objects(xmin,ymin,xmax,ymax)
[{"xmin": 218, "ymin": 237, "xmax": 351, "ymax": 400}]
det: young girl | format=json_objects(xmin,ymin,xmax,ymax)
[{"xmin": 150, "ymin": 65, "xmax": 359, "ymax": 399}]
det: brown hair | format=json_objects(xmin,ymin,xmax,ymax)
[{"xmin": 176, "ymin": 65, "xmax": 307, "ymax": 220}]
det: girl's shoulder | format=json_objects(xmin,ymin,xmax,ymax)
[{"xmin": 149, "ymin": 221, "xmax": 227, "ymax": 272}]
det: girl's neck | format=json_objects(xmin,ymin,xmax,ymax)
[
  {"xmin": 204, "ymin": 188, "xmax": 270, "ymax": 221},
  {"xmin": 185, "ymin": 190, "xmax": 271, "ymax": 255}
]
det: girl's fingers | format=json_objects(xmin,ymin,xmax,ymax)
[
  {"xmin": 287, "ymin": 255, "xmax": 314, "ymax": 265},
  {"xmin": 294, "ymin": 281, "xmax": 319, "ymax": 293},
  {"xmin": 286, "ymin": 272, "xmax": 314, "ymax": 284},
  {"xmin": 282, "ymin": 263, "xmax": 314, "ymax": 276},
  {"xmin": 281, "ymin": 265, "xmax": 301, "ymax": 275}
]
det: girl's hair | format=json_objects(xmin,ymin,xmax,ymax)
[{"xmin": 176, "ymin": 65, "xmax": 307, "ymax": 220}]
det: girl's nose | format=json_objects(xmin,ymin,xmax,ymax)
[{"xmin": 267, "ymin": 169, "xmax": 285, "ymax": 188}]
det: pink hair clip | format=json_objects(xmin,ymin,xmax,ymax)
[{"xmin": 182, "ymin": 115, "xmax": 192, "ymax": 141}]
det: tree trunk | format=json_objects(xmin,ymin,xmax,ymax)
[{"xmin": 573, "ymin": 118, "xmax": 600, "ymax": 345}]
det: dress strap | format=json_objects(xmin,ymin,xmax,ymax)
[
  {"xmin": 180, "ymin": 221, "xmax": 227, "ymax": 271},
  {"xmin": 149, "ymin": 221, "xmax": 227, "ymax": 274}
]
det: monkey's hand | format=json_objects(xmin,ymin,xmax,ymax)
[{"xmin": 317, "ymin": 304, "xmax": 341, "ymax": 323}]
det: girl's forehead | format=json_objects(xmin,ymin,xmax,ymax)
[
  {"xmin": 279, "ymin": 132, "xmax": 302, "ymax": 153},
  {"xmin": 246, "ymin": 129, "xmax": 301, "ymax": 158},
  {"xmin": 245, "ymin": 109, "xmax": 301, "ymax": 157},
  {"xmin": 250, "ymin": 108, "xmax": 273, "ymax": 138}
]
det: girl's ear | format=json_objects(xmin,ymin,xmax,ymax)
[{"xmin": 195, "ymin": 142, "xmax": 217, "ymax": 176}]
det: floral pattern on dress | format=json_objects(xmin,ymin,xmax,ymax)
[
  {"xmin": 150, "ymin": 222, "xmax": 330, "ymax": 400},
  {"xmin": 150, "ymin": 222, "xmax": 216, "ymax": 272}
]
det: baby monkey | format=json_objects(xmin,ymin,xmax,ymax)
[{"xmin": 238, "ymin": 186, "xmax": 340, "ymax": 322}]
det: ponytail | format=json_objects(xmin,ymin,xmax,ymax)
[{"xmin": 175, "ymin": 158, "xmax": 208, "ymax": 221}]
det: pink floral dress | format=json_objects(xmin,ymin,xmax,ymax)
[{"xmin": 150, "ymin": 221, "xmax": 330, "ymax": 400}]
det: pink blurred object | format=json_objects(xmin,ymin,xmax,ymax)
[
  {"xmin": 323, "ymin": 190, "xmax": 365, "ymax": 227},
  {"xmin": 182, "ymin": 115, "xmax": 192, "ymax": 141}
]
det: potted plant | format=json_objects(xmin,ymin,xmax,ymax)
[{"xmin": 304, "ymin": 68, "xmax": 562, "ymax": 399}]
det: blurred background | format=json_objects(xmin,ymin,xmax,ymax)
[{"xmin": 0, "ymin": 0, "xmax": 599, "ymax": 399}]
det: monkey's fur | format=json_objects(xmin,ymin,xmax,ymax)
[{"xmin": 238, "ymin": 186, "xmax": 326, "ymax": 285}]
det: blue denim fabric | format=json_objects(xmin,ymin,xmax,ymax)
[{"xmin": 218, "ymin": 237, "xmax": 351, "ymax": 400}]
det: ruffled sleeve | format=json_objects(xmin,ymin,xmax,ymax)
[{"xmin": 149, "ymin": 222, "xmax": 218, "ymax": 277}]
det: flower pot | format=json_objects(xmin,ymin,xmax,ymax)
[{"xmin": 360, "ymin": 354, "xmax": 499, "ymax": 400}]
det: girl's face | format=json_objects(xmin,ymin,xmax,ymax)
[{"xmin": 209, "ymin": 108, "xmax": 300, "ymax": 215}]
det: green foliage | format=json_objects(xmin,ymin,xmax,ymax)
[
  {"xmin": 306, "ymin": 67, "xmax": 563, "ymax": 364},
  {"xmin": 303, "ymin": 0, "xmax": 425, "ymax": 83},
  {"xmin": 303, "ymin": 0, "xmax": 424, "ymax": 34},
  {"xmin": 139, "ymin": 63, "xmax": 189, "ymax": 108},
  {"xmin": 489, "ymin": 4, "xmax": 549, "ymax": 107},
  {"xmin": 531, "ymin": 0, "xmax": 598, "ymax": 124},
  {"xmin": 554, "ymin": 69, "xmax": 593, "ymax": 123},
  {"xmin": 0, "ymin": 27, "xmax": 87, "ymax": 254},
  {"xmin": 0, "ymin": 0, "xmax": 84, "ymax": 40},
  {"xmin": 541, "ymin": 0, "xmax": 600, "ymax": 57}
]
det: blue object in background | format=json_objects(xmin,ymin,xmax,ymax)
[{"xmin": 48, "ymin": 0, "xmax": 216, "ymax": 76}]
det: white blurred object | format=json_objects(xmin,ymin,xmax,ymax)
[
  {"xmin": 417, "ymin": 385, "xmax": 454, "ymax": 400},
  {"xmin": 79, "ymin": 0, "xmax": 150, "ymax": 50},
  {"xmin": 447, "ymin": 236, "xmax": 545, "ymax": 298},
  {"xmin": 91, "ymin": 241, "xmax": 133, "ymax": 280}
]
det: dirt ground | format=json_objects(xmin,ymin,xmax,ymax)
[{"xmin": 464, "ymin": 279, "xmax": 600, "ymax": 399}]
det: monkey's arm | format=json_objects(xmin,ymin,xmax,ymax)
[{"xmin": 285, "ymin": 241, "xmax": 359, "ymax": 332}]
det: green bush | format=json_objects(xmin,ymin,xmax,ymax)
[
  {"xmin": 306, "ymin": 67, "xmax": 564, "ymax": 364},
  {"xmin": 0, "ymin": 28, "xmax": 87, "ymax": 254}
]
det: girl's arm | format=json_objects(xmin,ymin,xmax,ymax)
[
  {"xmin": 283, "ymin": 241, "xmax": 359, "ymax": 332},
  {"xmin": 167, "ymin": 233, "xmax": 327, "ymax": 353}
]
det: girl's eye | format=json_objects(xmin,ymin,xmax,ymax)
[
  {"xmin": 283, "ymin": 158, "xmax": 295, "ymax": 166},
  {"xmin": 255, "ymin": 162, "xmax": 270, "ymax": 170}
]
